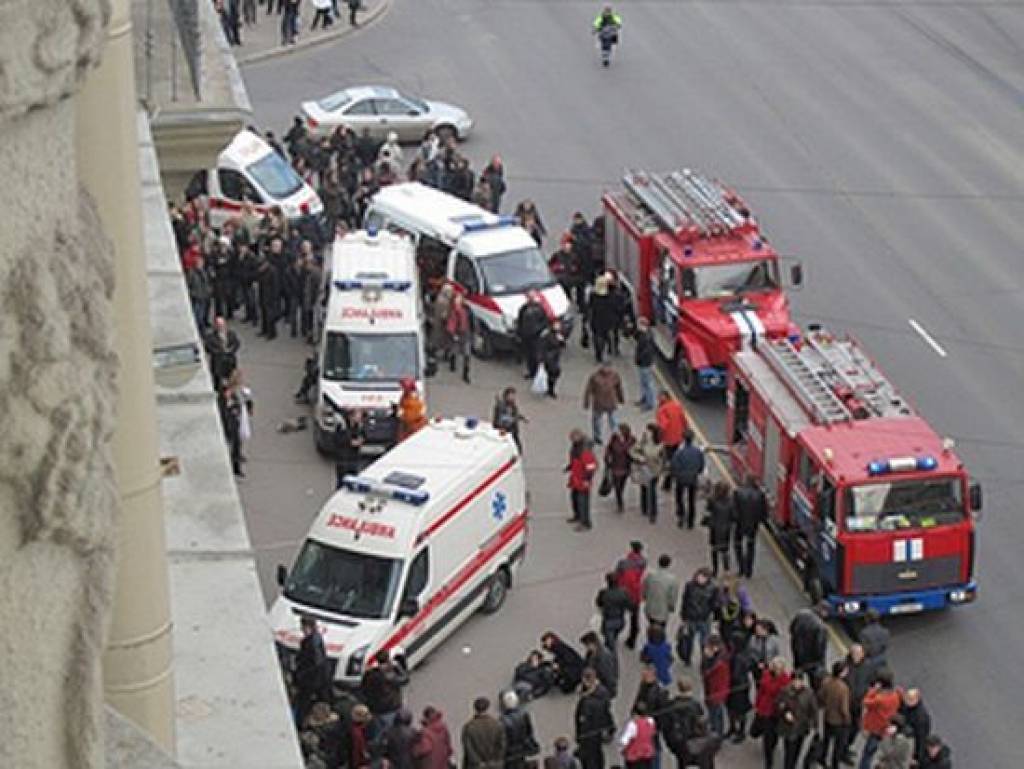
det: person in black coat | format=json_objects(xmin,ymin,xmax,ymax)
[
  {"xmin": 732, "ymin": 474, "xmax": 768, "ymax": 578},
  {"xmin": 333, "ymin": 409, "xmax": 365, "ymax": 488},
  {"xmin": 204, "ymin": 316, "xmax": 241, "ymax": 391},
  {"xmin": 217, "ymin": 382, "xmax": 244, "ymax": 477},
  {"xmin": 726, "ymin": 638, "xmax": 755, "ymax": 743},
  {"xmin": 294, "ymin": 616, "xmax": 331, "ymax": 725},
  {"xmin": 587, "ymin": 274, "xmax": 618, "ymax": 363},
  {"xmin": 283, "ymin": 254, "xmax": 305, "ymax": 338},
  {"xmin": 899, "ymin": 689, "xmax": 932, "ymax": 766},
  {"xmin": 789, "ymin": 603, "xmax": 830, "ymax": 684},
  {"xmin": 256, "ymin": 256, "xmax": 281, "ymax": 339},
  {"xmin": 574, "ymin": 669, "xmax": 614, "ymax": 769},
  {"xmin": 236, "ymin": 243, "xmax": 260, "ymax": 325},
  {"xmin": 702, "ymin": 481, "xmax": 734, "ymax": 577},
  {"xmin": 513, "ymin": 650, "xmax": 555, "ymax": 700},
  {"xmin": 595, "ymin": 571, "xmax": 631, "ymax": 650},
  {"xmin": 920, "ymin": 735, "xmax": 952, "ymax": 769},
  {"xmin": 384, "ymin": 708, "xmax": 418, "ymax": 769},
  {"xmin": 500, "ymin": 690, "xmax": 538, "ymax": 769},
  {"xmin": 538, "ymin": 323, "xmax": 565, "ymax": 399},
  {"xmin": 541, "ymin": 632, "xmax": 585, "ymax": 693},
  {"xmin": 516, "ymin": 293, "xmax": 549, "ymax": 378}
]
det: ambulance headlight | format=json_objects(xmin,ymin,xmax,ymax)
[
  {"xmin": 841, "ymin": 600, "xmax": 861, "ymax": 615},
  {"xmin": 346, "ymin": 644, "xmax": 370, "ymax": 677}
]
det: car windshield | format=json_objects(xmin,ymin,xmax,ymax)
[
  {"xmin": 844, "ymin": 477, "xmax": 964, "ymax": 533},
  {"xmin": 405, "ymin": 96, "xmax": 428, "ymax": 113},
  {"xmin": 323, "ymin": 332, "xmax": 419, "ymax": 382},
  {"xmin": 477, "ymin": 248, "xmax": 555, "ymax": 296},
  {"xmin": 318, "ymin": 91, "xmax": 352, "ymax": 112},
  {"xmin": 692, "ymin": 260, "xmax": 778, "ymax": 299},
  {"xmin": 246, "ymin": 152, "xmax": 303, "ymax": 200},
  {"xmin": 285, "ymin": 539, "xmax": 403, "ymax": 619}
]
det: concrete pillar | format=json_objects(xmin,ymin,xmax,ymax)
[{"xmin": 76, "ymin": 0, "xmax": 176, "ymax": 752}]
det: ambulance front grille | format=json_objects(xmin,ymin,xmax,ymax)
[{"xmin": 850, "ymin": 556, "xmax": 960, "ymax": 595}]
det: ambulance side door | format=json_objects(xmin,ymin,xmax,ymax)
[{"xmin": 397, "ymin": 547, "xmax": 430, "ymax": 661}]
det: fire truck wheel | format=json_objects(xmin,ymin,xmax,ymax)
[
  {"xmin": 480, "ymin": 568, "xmax": 510, "ymax": 614},
  {"xmin": 471, "ymin": 319, "xmax": 494, "ymax": 359},
  {"xmin": 674, "ymin": 350, "xmax": 701, "ymax": 399}
]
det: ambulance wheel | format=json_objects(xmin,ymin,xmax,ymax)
[
  {"xmin": 480, "ymin": 569, "xmax": 509, "ymax": 614},
  {"xmin": 471, "ymin": 319, "xmax": 494, "ymax": 359},
  {"xmin": 674, "ymin": 350, "xmax": 701, "ymax": 400}
]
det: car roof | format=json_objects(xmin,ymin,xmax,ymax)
[{"xmin": 344, "ymin": 85, "xmax": 401, "ymax": 101}]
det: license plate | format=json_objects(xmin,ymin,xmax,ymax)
[{"xmin": 889, "ymin": 602, "xmax": 923, "ymax": 615}]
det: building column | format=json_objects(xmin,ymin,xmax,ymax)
[{"xmin": 75, "ymin": 0, "xmax": 176, "ymax": 752}]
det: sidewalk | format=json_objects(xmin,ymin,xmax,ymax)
[{"xmin": 230, "ymin": 0, "xmax": 391, "ymax": 66}]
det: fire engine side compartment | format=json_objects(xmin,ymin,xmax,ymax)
[{"xmin": 602, "ymin": 191, "xmax": 658, "ymax": 320}]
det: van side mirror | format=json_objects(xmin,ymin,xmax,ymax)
[
  {"xmin": 789, "ymin": 263, "xmax": 804, "ymax": 288},
  {"xmin": 969, "ymin": 481, "xmax": 982, "ymax": 513},
  {"xmin": 276, "ymin": 564, "xmax": 288, "ymax": 588},
  {"xmin": 398, "ymin": 597, "xmax": 419, "ymax": 619}
]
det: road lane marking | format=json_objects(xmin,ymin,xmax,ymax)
[
  {"xmin": 909, "ymin": 318, "xmax": 948, "ymax": 358},
  {"xmin": 651, "ymin": 365, "xmax": 852, "ymax": 655}
]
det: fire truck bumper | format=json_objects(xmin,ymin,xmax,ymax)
[
  {"xmin": 697, "ymin": 366, "xmax": 727, "ymax": 390},
  {"xmin": 828, "ymin": 581, "xmax": 977, "ymax": 617}
]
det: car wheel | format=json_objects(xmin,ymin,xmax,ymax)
[
  {"xmin": 471, "ymin": 318, "xmax": 494, "ymax": 359},
  {"xmin": 675, "ymin": 349, "xmax": 702, "ymax": 399},
  {"xmin": 435, "ymin": 124, "xmax": 456, "ymax": 142},
  {"xmin": 480, "ymin": 569, "xmax": 509, "ymax": 614}
]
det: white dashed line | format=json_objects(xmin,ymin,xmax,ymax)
[{"xmin": 908, "ymin": 318, "xmax": 948, "ymax": 358}]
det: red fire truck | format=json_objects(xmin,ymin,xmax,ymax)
[
  {"xmin": 725, "ymin": 325, "xmax": 980, "ymax": 617},
  {"xmin": 603, "ymin": 169, "xmax": 802, "ymax": 397}
]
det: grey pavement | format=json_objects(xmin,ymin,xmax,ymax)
[{"xmin": 237, "ymin": 0, "xmax": 1024, "ymax": 764}]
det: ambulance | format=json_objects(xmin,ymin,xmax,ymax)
[
  {"xmin": 185, "ymin": 129, "xmax": 323, "ymax": 229},
  {"xmin": 271, "ymin": 417, "xmax": 527, "ymax": 683},
  {"xmin": 363, "ymin": 183, "xmax": 573, "ymax": 357},
  {"xmin": 313, "ymin": 230, "xmax": 425, "ymax": 452}
]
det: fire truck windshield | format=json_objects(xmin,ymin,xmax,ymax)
[
  {"xmin": 690, "ymin": 259, "xmax": 778, "ymax": 299},
  {"xmin": 844, "ymin": 477, "xmax": 964, "ymax": 533}
]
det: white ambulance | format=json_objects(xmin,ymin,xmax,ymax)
[
  {"xmin": 271, "ymin": 417, "xmax": 527, "ymax": 683},
  {"xmin": 185, "ymin": 129, "xmax": 323, "ymax": 229},
  {"xmin": 314, "ymin": 230, "xmax": 425, "ymax": 452},
  {"xmin": 363, "ymin": 183, "xmax": 573, "ymax": 357}
]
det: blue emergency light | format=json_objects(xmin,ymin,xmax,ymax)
[
  {"xmin": 341, "ymin": 475, "xmax": 430, "ymax": 506},
  {"xmin": 333, "ymin": 279, "xmax": 412, "ymax": 292},
  {"xmin": 866, "ymin": 455, "xmax": 938, "ymax": 476},
  {"xmin": 456, "ymin": 215, "xmax": 518, "ymax": 233}
]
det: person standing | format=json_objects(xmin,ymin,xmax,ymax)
[
  {"xmin": 204, "ymin": 315, "xmax": 241, "ymax": 390},
  {"xmin": 575, "ymin": 669, "xmax": 614, "ymax": 769},
  {"xmin": 604, "ymin": 423, "xmax": 635, "ymax": 512},
  {"xmin": 859, "ymin": 670, "xmax": 903, "ymax": 769},
  {"xmin": 595, "ymin": 571, "xmax": 631, "ymax": 651},
  {"xmin": 293, "ymin": 616, "xmax": 330, "ymax": 725},
  {"xmin": 588, "ymin": 274, "xmax": 616, "ymax": 363},
  {"xmin": 859, "ymin": 609, "xmax": 891, "ymax": 666},
  {"xmin": 678, "ymin": 568, "xmax": 717, "ymax": 667},
  {"xmin": 818, "ymin": 662, "xmax": 852, "ymax": 769},
  {"xmin": 397, "ymin": 379, "xmax": 428, "ymax": 442},
  {"xmin": 462, "ymin": 697, "xmax": 506, "ymax": 769},
  {"xmin": 346, "ymin": 0, "xmax": 361, "ymax": 26},
  {"xmin": 217, "ymin": 380, "xmax": 244, "ymax": 478},
  {"xmin": 583, "ymin": 362, "xmax": 624, "ymax": 444},
  {"xmin": 732, "ymin": 474, "xmax": 768, "ymax": 578},
  {"xmin": 281, "ymin": 0, "xmax": 299, "ymax": 43},
  {"xmin": 517, "ymin": 291, "xmax": 549, "ymax": 379},
  {"xmin": 775, "ymin": 675, "xmax": 818, "ymax": 769},
  {"xmin": 703, "ymin": 481, "xmax": 734, "ymax": 576},
  {"xmin": 385, "ymin": 708, "xmax": 418, "ymax": 769},
  {"xmin": 873, "ymin": 716, "xmax": 914, "ymax": 769},
  {"xmin": 283, "ymin": 253, "xmax": 305, "ymax": 338},
  {"xmin": 629, "ymin": 424, "xmax": 663, "ymax": 523},
  {"xmin": 256, "ymin": 256, "xmax": 281, "ymax": 339},
  {"xmin": 899, "ymin": 688, "xmax": 932, "ymax": 767},
  {"xmin": 565, "ymin": 429, "xmax": 598, "ymax": 531},
  {"xmin": 615, "ymin": 541, "xmax": 646, "ymax": 650},
  {"xmin": 640, "ymin": 626, "xmax": 673, "ymax": 686},
  {"xmin": 492, "ymin": 387, "xmax": 527, "ymax": 453},
  {"xmin": 499, "ymin": 690, "xmax": 538, "ymax": 769},
  {"xmin": 618, "ymin": 703, "xmax": 657, "ymax": 769},
  {"xmin": 430, "ymin": 284, "xmax": 454, "ymax": 366},
  {"xmin": 754, "ymin": 658, "xmax": 793, "ymax": 769},
  {"xmin": 413, "ymin": 707, "xmax": 454, "ymax": 769},
  {"xmin": 481, "ymin": 155, "xmax": 507, "ymax": 213},
  {"xmin": 581, "ymin": 631, "xmax": 619, "ymax": 699},
  {"xmin": 726, "ymin": 629, "xmax": 756, "ymax": 744},
  {"xmin": 843, "ymin": 644, "xmax": 877, "ymax": 763},
  {"xmin": 539, "ymin": 321, "xmax": 565, "ymax": 398},
  {"xmin": 445, "ymin": 292, "xmax": 472, "ymax": 384},
  {"xmin": 919, "ymin": 735, "xmax": 952, "ymax": 769},
  {"xmin": 788, "ymin": 602, "xmax": 830, "ymax": 685},
  {"xmin": 633, "ymin": 318, "xmax": 656, "ymax": 411},
  {"xmin": 186, "ymin": 254, "xmax": 213, "ymax": 333},
  {"xmin": 642, "ymin": 554, "xmax": 679, "ymax": 632},
  {"xmin": 655, "ymin": 391, "xmax": 686, "ymax": 490},
  {"xmin": 333, "ymin": 409, "xmax": 365, "ymax": 488},
  {"xmin": 700, "ymin": 635, "xmax": 730, "ymax": 738},
  {"xmin": 670, "ymin": 430, "xmax": 705, "ymax": 529},
  {"xmin": 542, "ymin": 736, "xmax": 581, "ymax": 769}
]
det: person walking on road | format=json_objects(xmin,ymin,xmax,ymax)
[
  {"xmin": 575, "ymin": 669, "xmax": 615, "ymax": 769},
  {"xmin": 493, "ymin": 387, "xmax": 527, "ymax": 454},
  {"xmin": 732, "ymin": 474, "xmax": 768, "ymax": 578},
  {"xmin": 615, "ymin": 541, "xmax": 646, "ymax": 650},
  {"xmin": 640, "ymin": 625, "xmax": 673, "ymax": 687},
  {"xmin": 678, "ymin": 567, "xmax": 717, "ymax": 667},
  {"xmin": 656, "ymin": 391, "xmax": 686, "ymax": 490},
  {"xmin": 818, "ymin": 662, "xmax": 852, "ymax": 769},
  {"xmin": 462, "ymin": 697, "xmax": 506, "ymax": 769},
  {"xmin": 642, "ymin": 554, "xmax": 679, "ymax": 631},
  {"xmin": 629, "ymin": 423, "xmax": 664, "ymax": 523},
  {"xmin": 703, "ymin": 481, "xmax": 734, "ymax": 576},
  {"xmin": 588, "ymin": 274, "xmax": 617, "ymax": 363},
  {"xmin": 604, "ymin": 423, "xmax": 635, "ymax": 512},
  {"xmin": 670, "ymin": 430, "xmax": 704, "ymax": 529},
  {"xmin": 517, "ymin": 290, "xmax": 549, "ymax": 379},
  {"xmin": 346, "ymin": 0, "xmax": 361, "ymax": 26},
  {"xmin": 539, "ymin": 321, "xmax": 565, "ymax": 398},
  {"xmin": 583, "ymin": 362, "xmax": 624, "ymax": 444},
  {"xmin": 633, "ymin": 317, "xmax": 656, "ymax": 411},
  {"xmin": 618, "ymin": 703, "xmax": 657, "ymax": 769},
  {"xmin": 565, "ymin": 429, "xmax": 598, "ymax": 531},
  {"xmin": 481, "ymin": 155, "xmax": 507, "ymax": 213},
  {"xmin": 595, "ymin": 571, "xmax": 631, "ymax": 651}
]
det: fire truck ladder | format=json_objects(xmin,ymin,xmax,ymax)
[
  {"xmin": 761, "ymin": 338, "xmax": 853, "ymax": 425},
  {"xmin": 623, "ymin": 169, "xmax": 745, "ymax": 237}
]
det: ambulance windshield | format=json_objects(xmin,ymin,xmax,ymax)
[
  {"xmin": 844, "ymin": 477, "xmax": 963, "ymax": 533},
  {"xmin": 323, "ymin": 332, "xmax": 419, "ymax": 382},
  {"xmin": 246, "ymin": 151, "xmax": 303, "ymax": 200},
  {"xmin": 477, "ymin": 248, "xmax": 555, "ymax": 296},
  {"xmin": 693, "ymin": 259, "xmax": 778, "ymax": 299},
  {"xmin": 285, "ymin": 539, "xmax": 403, "ymax": 619}
]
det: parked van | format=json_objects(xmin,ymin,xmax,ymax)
[
  {"xmin": 271, "ymin": 417, "xmax": 527, "ymax": 683},
  {"xmin": 364, "ymin": 183, "xmax": 573, "ymax": 357},
  {"xmin": 185, "ymin": 130, "xmax": 323, "ymax": 229},
  {"xmin": 314, "ymin": 230, "xmax": 425, "ymax": 452}
]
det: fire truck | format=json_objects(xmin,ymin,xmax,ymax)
[
  {"xmin": 603, "ymin": 169, "xmax": 802, "ymax": 397},
  {"xmin": 725, "ymin": 325, "xmax": 981, "ymax": 617}
]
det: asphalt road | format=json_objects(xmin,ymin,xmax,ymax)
[{"xmin": 240, "ymin": 0, "xmax": 1024, "ymax": 764}]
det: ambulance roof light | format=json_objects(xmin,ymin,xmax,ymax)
[
  {"xmin": 333, "ymin": 279, "xmax": 412, "ymax": 292},
  {"xmin": 341, "ymin": 475, "xmax": 430, "ymax": 506},
  {"xmin": 866, "ymin": 455, "xmax": 938, "ymax": 476},
  {"xmin": 457, "ymin": 215, "xmax": 519, "ymax": 233},
  {"xmin": 465, "ymin": 416, "xmax": 479, "ymax": 429}
]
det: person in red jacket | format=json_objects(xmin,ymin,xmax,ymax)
[
  {"xmin": 755, "ymin": 657, "xmax": 793, "ymax": 769},
  {"xmin": 618, "ymin": 702, "xmax": 657, "ymax": 769},
  {"xmin": 858, "ymin": 668, "xmax": 902, "ymax": 769},
  {"xmin": 700, "ymin": 634, "xmax": 731, "ymax": 738},
  {"xmin": 655, "ymin": 391, "xmax": 686, "ymax": 490},
  {"xmin": 565, "ymin": 429, "xmax": 598, "ymax": 532},
  {"xmin": 614, "ymin": 541, "xmax": 646, "ymax": 649}
]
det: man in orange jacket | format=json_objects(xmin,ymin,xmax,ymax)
[
  {"xmin": 655, "ymin": 391, "xmax": 686, "ymax": 489},
  {"xmin": 859, "ymin": 668, "xmax": 902, "ymax": 769},
  {"xmin": 397, "ymin": 378, "xmax": 427, "ymax": 441}
]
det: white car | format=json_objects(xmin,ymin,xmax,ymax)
[{"xmin": 301, "ymin": 85, "xmax": 473, "ymax": 142}]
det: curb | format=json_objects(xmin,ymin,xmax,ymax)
[{"xmin": 237, "ymin": 0, "xmax": 393, "ymax": 66}]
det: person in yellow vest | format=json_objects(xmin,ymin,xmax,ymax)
[{"xmin": 398, "ymin": 378, "xmax": 427, "ymax": 441}]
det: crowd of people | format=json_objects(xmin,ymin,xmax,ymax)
[{"xmin": 215, "ymin": 0, "xmax": 365, "ymax": 49}]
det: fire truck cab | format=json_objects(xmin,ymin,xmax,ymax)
[
  {"xmin": 726, "ymin": 325, "xmax": 980, "ymax": 617},
  {"xmin": 604, "ymin": 169, "xmax": 802, "ymax": 397}
]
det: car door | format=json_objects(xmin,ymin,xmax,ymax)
[
  {"xmin": 375, "ymin": 97, "xmax": 421, "ymax": 142},
  {"xmin": 342, "ymin": 97, "xmax": 377, "ymax": 136}
]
